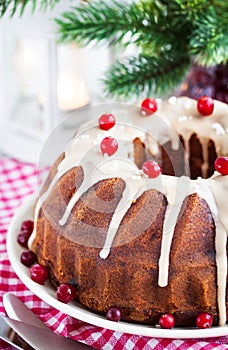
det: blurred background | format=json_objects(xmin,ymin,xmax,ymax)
[{"xmin": 0, "ymin": 1, "xmax": 118, "ymax": 162}]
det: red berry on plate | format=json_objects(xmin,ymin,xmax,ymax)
[
  {"xmin": 56, "ymin": 283, "xmax": 75, "ymax": 303},
  {"xmin": 141, "ymin": 98, "xmax": 158, "ymax": 115},
  {"xmin": 21, "ymin": 220, "xmax": 34, "ymax": 234},
  {"xmin": 30, "ymin": 264, "xmax": 48, "ymax": 285},
  {"xmin": 98, "ymin": 113, "xmax": 116, "ymax": 130},
  {"xmin": 195, "ymin": 312, "xmax": 213, "ymax": 329},
  {"xmin": 142, "ymin": 160, "xmax": 161, "ymax": 178},
  {"xmin": 100, "ymin": 137, "xmax": 118, "ymax": 156},
  {"xmin": 214, "ymin": 156, "xmax": 228, "ymax": 175},
  {"xmin": 106, "ymin": 306, "xmax": 122, "ymax": 322},
  {"xmin": 197, "ymin": 96, "xmax": 214, "ymax": 116},
  {"xmin": 17, "ymin": 231, "xmax": 31, "ymax": 248},
  {"xmin": 159, "ymin": 313, "xmax": 175, "ymax": 329},
  {"xmin": 20, "ymin": 250, "xmax": 37, "ymax": 267}
]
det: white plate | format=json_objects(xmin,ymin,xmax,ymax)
[{"xmin": 7, "ymin": 195, "xmax": 228, "ymax": 339}]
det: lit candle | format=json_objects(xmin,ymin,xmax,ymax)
[{"xmin": 57, "ymin": 74, "xmax": 90, "ymax": 111}]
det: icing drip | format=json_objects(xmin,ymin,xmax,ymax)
[
  {"xmin": 158, "ymin": 174, "xmax": 228, "ymax": 326},
  {"xmin": 208, "ymin": 172, "xmax": 228, "ymax": 326},
  {"xmin": 58, "ymin": 158, "xmax": 143, "ymax": 227},
  {"xmin": 29, "ymin": 171, "xmax": 66, "ymax": 248},
  {"xmin": 158, "ymin": 176, "xmax": 190, "ymax": 287},
  {"xmin": 192, "ymin": 177, "xmax": 227, "ymax": 326},
  {"xmin": 99, "ymin": 171, "xmax": 146, "ymax": 259},
  {"xmin": 59, "ymin": 161, "xmax": 95, "ymax": 226},
  {"xmin": 215, "ymin": 221, "xmax": 227, "ymax": 326},
  {"xmin": 179, "ymin": 132, "xmax": 192, "ymax": 177}
]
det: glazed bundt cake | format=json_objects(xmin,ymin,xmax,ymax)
[{"xmin": 29, "ymin": 96, "xmax": 228, "ymax": 327}]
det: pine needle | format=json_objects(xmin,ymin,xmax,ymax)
[
  {"xmin": 0, "ymin": 0, "xmax": 61, "ymax": 17},
  {"xmin": 104, "ymin": 52, "xmax": 191, "ymax": 98},
  {"xmin": 1, "ymin": 0, "xmax": 227, "ymax": 98}
]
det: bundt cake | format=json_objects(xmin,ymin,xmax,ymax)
[{"xmin": 29, "ymin": 96, "xmax": 228, "ymax": 328}]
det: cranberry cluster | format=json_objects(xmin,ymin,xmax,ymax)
[
  {"xmin": 17, "ymin": 220, "xmax": 77, "ymax": 302},
  {"xmin": 140, "ymin": 96, "xmax": 228, "ymax": 177},
  {"xmin": 17, "ymin": 220, "xmax": 34, "ymax": 248},
  {"xmin": 105, "ymin": 309, "xmax": 213, "ymax": 328},
  {"xmin": 158, "ymin": 312, "xmax": 213, "ymax": 329},
  {"xmin": 141, "ymin": 95, "xmax": 215, "ymax": 117},
  {"xmin": 98, "ymin": 111, "xmax": 163, "ymax": 178},
  {"xmin": 17, "ymin": 220, "xmax": 48, "ymax": 284},
  {"xmin": 17, "ymin": 220, "xmax": 37, "ymax": 268},
  {"xmin": 99, "ymin": 113, "xmax": 119, "ymax": 157}
]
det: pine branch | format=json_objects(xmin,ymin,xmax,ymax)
[
  {"xmin": 55, "ymin": 1, "xmax": 139, "ymax": 46},
  {"xmin": 103, "ymin": 52, "xmax": 191, "ymax": 98},
  {"xmin": 190, "ymin": 8, "xmax": 228, "ymax": 65},
  {"xmin": 55, "ymin": 0, "xmax": 172, "ymax": 47},
  {"xmin": 2, "ymin": 0, "xmax": 227, "ymax": 98},
  {"xmin": 55, "ymin": 0, "xmax": 228, "ymax": 98},
  {"xmin": 173, "ymin": 0, "xmax": 210, "ymax": 21},
  {"xmin": 0, "ymin": 0, "xmax": 61, "ymax": 17}
]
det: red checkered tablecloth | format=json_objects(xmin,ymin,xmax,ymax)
[{"xmin": 1, "ymin": 157, "xmax": 228, "ymax": 349}]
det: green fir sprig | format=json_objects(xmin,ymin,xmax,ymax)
[
  {"xmin": 1, "ymin": 0, "xmax": 228, "ymax": 98},
  {"xmin": 0, "ymin": 0, "xmax": 61, "ymax": 17},
  {"xmin": 104, "ymin": 52, "xmax": 191, "ymax": 98},
  {"xmin": 55, "ymin": 0, "xmax": 228, "ymax": 97}
]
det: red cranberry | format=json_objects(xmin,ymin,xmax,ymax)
[
  {"xmin": 195, "ymin": 312, "xmax": 213, "ymax": 329},
  {"xmin": 100, "ymin": 137, "xmax": 118, "ymax": 156},
  {"xmin": 56, "ymin": 283, "xmax": 75, "ymax": 303},
  {"xmin": 159, "ymin": 313, "xmax": 175, "ymax": 329},
  {"xmin": 21, "ymin": 220, "xmax": 34, "ymax": 234},
  {"xmin": 197, "ymin": 96, "xmax": 214, "ymax": 116},
  {"xmin": 30, "ymin": 264, "xmax": 48, "ymax": 285},
  {"xmin": 106, "ymin": 307, "xmax": 122, "ymax": 322},
  {"xmin": 20, "ymin": 250, "xmax": 37, "ymax": 267},
  {"xmin": 214, "ymin": 156, "xmax": 228, "ymax": 175},
  {"xmin": 141, "ymin": 98, "xmax": 158, "ymax": 115},
  {"xmin": 98, "ymin": 113, "xmax": 116, "ymax": 130},
  {"xmin": 17, "ymin": 231, "xmax": 31, "ymax": 248},
  {"xmin": 142, "ymin": 160, "xmax": 161, "ymax": 178}
]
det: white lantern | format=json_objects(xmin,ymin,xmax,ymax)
[{"xmin": 0, "ymin": 2, "xmax": 111, "ymax": 163}]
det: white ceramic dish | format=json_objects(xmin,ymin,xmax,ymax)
[{"xmin": 7, "ymin": 195, "xmax": 228, "ymax": 339}]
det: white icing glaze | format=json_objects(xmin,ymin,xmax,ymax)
[
  {"xmin": 192, "ymin": 177, "xmax": 227, "ymax": 326},
  {"xmin": 208, "ymin": 172, "xmax": 228, "ymax": 325},
  {"xmin": 158, "ymin": 176, "xmax": 190, "ymax": 287},
  {"xmin": 157, "ymin": 173, "xmax": 228, "ymax": 325},
  {"xmin": 214, "ymin": 221, "xmax": 227, "ymax": 326},
  {"xmin": 99, "ymin": 161, "xmax": 146, "ymax": 259},
  {"xmin": 160, "ymin": 97, "xmax": 228, "ymax": 176},
  {"xmin": 32, "ymin": 97, "xmax": 228, "ymax": 326}
]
